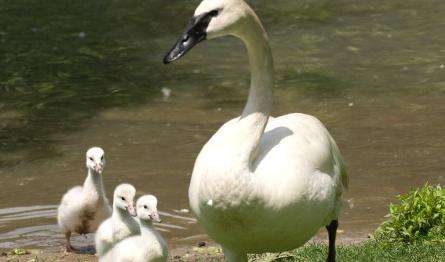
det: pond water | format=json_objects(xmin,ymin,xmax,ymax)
[{"xmin": 0, "ymin": 0, "xmax": 444, "ymax": 250}]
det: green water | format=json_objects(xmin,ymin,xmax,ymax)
[{"xmin": 0, "ymin": 0, "xmax": 444, "ymax": 249}]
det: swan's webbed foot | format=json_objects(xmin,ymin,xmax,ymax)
[{"xmin": 326, "ymin": 219, "xmax": 338, "ymax": 262}]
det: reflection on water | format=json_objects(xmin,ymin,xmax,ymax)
[
  {"xmin": 0, "ymin": 0, "xmax": 444, "ymax": 249},
  {"xmin": 0, "ymin": 205, "xmax": 196, "ymax": 249}
]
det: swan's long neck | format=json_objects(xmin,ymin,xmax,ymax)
[
  {"xmin": 83, "ymin": 169, "xmax": 106, "ymax": 199},
  {"xmin": 235, "ymin": 15, "xmax": 273, "ymax": 166},
  {"xmin": 241, "ymin": 20, "xmax": 273, "ymax": 117}
]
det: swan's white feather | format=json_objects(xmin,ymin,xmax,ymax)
[{"xmin": 190, "ymin": 113, "xmax": 347, "ymax": 253}]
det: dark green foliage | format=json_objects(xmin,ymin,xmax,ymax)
[{"xmin": 376, "ymin": 184, "xmax": 445, "ymax": 242}]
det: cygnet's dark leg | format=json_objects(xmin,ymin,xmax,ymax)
[{"xmin": 63, "ymin": 231, "xmax": 76, "ymax": 255}]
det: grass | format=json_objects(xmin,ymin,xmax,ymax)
[{"xmin": 253, "ymin": 241, "xmax": 445, "ymax": 262}]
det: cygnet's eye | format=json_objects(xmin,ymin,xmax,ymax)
[
  {"xmin": 143, "ymin": 205, "xmax": 148, "ymax": 209},
  {"xmin": 121, "ymin": 196, "xmax": 126, "ymax": 201},
  {"xmin": 89, "ymin": 157, "xmax": 94, "ymax": 161},
  {"xmin": 101, "ymin": 155, "xmax": 104, "ymax": 161}
]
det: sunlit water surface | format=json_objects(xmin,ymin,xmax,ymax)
[{"xmin": 0, "ymin": 0, "xmax": 444, "ymax": 250}]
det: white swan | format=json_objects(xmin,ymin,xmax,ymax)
[
  {"xmin": 163, "ymin": 0, "xmax": 348, "ymax": 261},
  {"xmin": 100, "ymin": 195, "xmax": 168, "ymax": 262},
  {"xmin": 95, "ymin": 183, "xmax": 139, "ymax": 256},
  {"xmin": 57, "ymin": 147, "xmax": 112, "ymax": 253}
]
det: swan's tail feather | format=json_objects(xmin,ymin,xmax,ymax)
[
  {"xmin": 337, "ymin": 153, "xmax": 348, "ymax": 190},
  {"xmin": 329, "ymin": 135, "xmax": 349, "ymax": 190}
]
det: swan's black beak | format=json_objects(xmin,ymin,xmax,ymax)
[{"xmin": 163, "ymin": 11, "xmax": 218, "ymax": 64}]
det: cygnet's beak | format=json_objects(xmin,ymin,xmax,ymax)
[
  {"xmin": 127, "ymin": 205, "xmax": 137, "ymax": 217},
  {"xmin": 94, "ymin": 164, "xmax": 103, "ymax": 173},
  {"xmin": 163, "ymin": 10, "xmax": 218, "ymax": 64},
  {"xmin": 149, "ymin": 211, "xmax": 162, "ymax": 223}
]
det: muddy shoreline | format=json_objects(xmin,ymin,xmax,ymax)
[
  {"xmin": 0, "ymin": 245, "xmax": 225, "ymax": 262},
  {"xmin": 0, "ymin": 237, "xmax": 366, "ymax": 261}
]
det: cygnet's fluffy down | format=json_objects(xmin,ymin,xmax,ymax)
[
  {"xmin": 57, "ymin": 147, "xmax": 111, "ymax": 253},
  {"xmin": 100, "ymin": 195, "xmax": 168, "ymax": 262},
  {"xmin": 95, "ymin": 183, "xmax": 139, "ymax": 256}
]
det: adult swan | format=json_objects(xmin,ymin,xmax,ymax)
[{"xmin": 164, "ymin": 0, "xmax": 348, "ymax": 261}]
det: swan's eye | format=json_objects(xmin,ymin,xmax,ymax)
[
  {"xmin": 143, "ymin": 205, "xmax": 148, "ymax": 209},
  {"xmin": 182, "ymin": 35, "xmax": 189, "ymax": 44},
  {"xmin": 101, "ymin": 156, "xmax": 104, "ymax": 161},
  {"xmin": 89, "ymin": 157, "xmax": 94, "ymax": 161},
  {"xmin": 210, "ymin": 9, "xmax": 219, "ymax": 17},
  {"xmin": 121, "ymin": 197, "xmax": 126, "ymax": 201}
]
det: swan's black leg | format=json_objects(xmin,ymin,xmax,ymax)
[{"xmin": 326, "ymin": 220, "xmax": 338, "ymax": 262}]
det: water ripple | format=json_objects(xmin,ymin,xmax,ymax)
[{"xmin": 0, "ymin": 205, "xmax": 196, "ymax": 248}]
